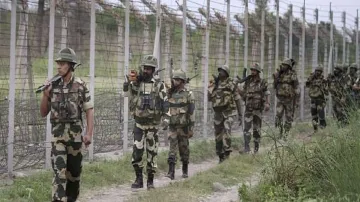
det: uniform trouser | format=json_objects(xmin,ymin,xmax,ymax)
[
  {"xmin": 333, "ymin": 100, "xmax": 348, "ymax": 126},
  {"xmin": 310, "ymin": 99, "xmax": 326, "ymax": 130},
  {"xmin": 51, "ymin": 123, "xmax": 83, "ymax": 202},
  {"xmin": 275, "ymin": 97, "xmax": 294, "ymax": 133},
  {"xmin": 131, "ymin": 124, "xmax": 159, "ymax": 174},
  {"xmin": 243, "ymin": 108, "xmax": 262, "ymax": 150},
  {"xmin": 167, "ymin": 127, "xmax": 190, "ymax": 164},
  {"xmin": 214, "ymin": 112, "xmax": 234, "ymax": 157}
]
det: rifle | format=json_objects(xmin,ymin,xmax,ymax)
[
  {"xmin": 186, "ymin": 74, "xmax": 198, "ymax": 84},
  {"xmin": 35, "ymin": 63, "xmax": 81, "ymax": 93}
]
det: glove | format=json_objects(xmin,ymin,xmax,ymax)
[
  {"xmin": 264, "ymin": 103, "xmax": 270, "ymax": 111},
  {"xmin": 161, "ymin": 118, "xmax": 170, "ymax": 130},
  {"xmin": 188, "ymin": 126, "xmax": 194, "ymax": 138}
]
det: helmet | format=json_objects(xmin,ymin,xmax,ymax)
[
  {"xmin": 172, "ymin": 69, "xmax": 187, "ymax": 81},
  {"xmin": 218, "ymin": 65, "xmax": 230, "ymax": 76},
  {"xmin": 342, "ymin": 63, "xmax": 349, "ymax": 71},
  {"xmin": 141, "ymin": 55, "xmax": 158, "ymax": 69},
  {"xmin": 55, "ymin": 47, "xmax": 78, "ymax": 64},
  {"xmin": 281, "ymin": 58, "xmax": 296, "ymax": 68},
  {"xmin": 315, "ymin": 64, "xmax": 324, "ymax": 72},
  {"xmin": 250, "ymin": 63, "xmax": 262, "ymax": 73},
  {"xmin": 334, "ymin": 64, "xmax": 342, "ymax": 71},
  {"xmin": 350, "ymin": 63, "xmax": 358, "ymax": 69}
]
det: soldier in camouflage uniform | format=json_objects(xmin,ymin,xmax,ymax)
[
  {"xmin": 40, "ymin": 48, "xmax": 94, "ymax": 202},
  {"xmin": 165, "ymin": 69, "xmax": 195, "ymax": 180},
  {"xmin": 123, "ymin": 55, "xmax": 170, "ymax": 189},
  {"xmin": 345, "ymin": 63, "xmax": 359, "ymax": 109},
  {"xmin": 208, "ymin": 65, "xmax": 242, "ymax": 163},
  {"xmin": 328, "ymin": 64, "xmax": 348, "ymax": 126},
  {"xmin": 273, "ymin": 58, "xmax": 300, "ymax": 138},
  {"xmin": 239, "ymin": 63, "xmax": 270, "ymax": 154},
  {"xmin": 305, "ymin": 65, "xmax": 328, "ymax": 132}
]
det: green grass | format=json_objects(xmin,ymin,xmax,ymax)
[
  {"xmin": 131, "ymin": 152, "xmax": 265, "ymax": 202},
  {"xmin": 241, "ymin": 111, "xmax": 360, "ymax": 201},
  {"xmin": 0, "ymin": 138, "xmax": 233, "ymax": 202}
]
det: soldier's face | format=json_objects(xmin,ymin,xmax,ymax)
[
  {"xmin": 350, "ymin": 68, "xmax": 357, "ymax": 74},
  {"xmin": 280, "ymin": 64, "xmax": 288, "ymax": 72},
  {"xmin": 315, "ymin": 70, "xmax": 322, "ymax": 77},
  {"xmin": 142, "ymin": 66, "xmax": 154, "ymax": 78},
  {"xmin": 251, "ymin": 69, "xmax": 259, "ymax": 76},
  {"xmin": 56, "ymin": 62, "xmax": 71, "ymax": 76},
  {"xmin": 172, "ymin": 78, "xmax": 182, "ymax": 87},
  {"xmin": 218, "ymin": 69, "xmax": 227, "ymax": 78}
]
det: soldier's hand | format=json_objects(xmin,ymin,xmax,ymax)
[
  {"xmin": 43, "ymin": 79, "xmax": 52, "ymax": 98},
  {"xmin": 83, "ymin": 134, "xmax": 92, "ymax": 148},
  {"xmin": 264, "ymin": 103, "xmax": 270, "ymax": 111},
  {"xmin": 188, "ymin": 130, "xmax": 194, "ymax": 138},
  {"xmin": 161, "ymin": 118, "xmax": 170, "ymax": 130},
  {"xmin": 123, "ymin": 80, "xmax": 129, "ymax": 92}
]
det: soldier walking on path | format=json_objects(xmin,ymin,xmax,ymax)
[
  {"xmin": 239, "ymin": 63, "xmax": 270, "ymax": 154},
  {"xmin": 208, "ymin": 65, "xmax": 242, "ymax": 163},
  {"xmin": 123, "ymin": 55, "xmax": 170, "ymax": 190},
  {"xmin": 40, "ymin": 48, "xmax": 94, "ymax": 202},
  {"xmin": 165, "ymin": 69, "xmax": 195, "ymax": 180},
  {"xmin": 328, "ymin": 64, "xmax": 348, "ymax": 126},
  {"xmin": 305, "ymin": 65, "xmax": 328, "ymax": 132},
  {"xmin": 273, "ymin": 58, "xmax": 300, "ymax": 139}
]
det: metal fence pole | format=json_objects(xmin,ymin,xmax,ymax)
[
  {"xmin": 314, "ymin": 9, "xmax": 319, "ymax": 71},
  {"xmin": 7, "ymin": 0, "xmax": 17, "ymax": 177},
  {"xmin": 274, "ymin": 0, "xmax": 279, "ymax": 120},
  {"xmin": 342, "ymin": 12, "xmax": 346, "ymax": 64},
  {"xmin": 123, "ymin": 0, "xmax": 130, "ymax": 152},
  {"xmin": 182, "ymin": 0, "xmax": 187, "ymax": 72},
  {"xmin": 260, "ymin": 6, "xmax": 265, "ymax": 74},
  {"xmin": 203, "ymin": 0, "xmax": 210, "ymax": 138},
  {"xmin": 289, "ymin": 4, "xmax": 293, "ymax": 58},
  {"xmin": 225, "ymin": 0, "xmax": 230, "ymax": 65},
  {"xmin": 45, "ymin": 0, "xmax": 55, "ymax": 169},
  {"xmin": 88, "ymin": 0, "xmax": 96, "ymax": 160},
  {"xmin": 328, "ymin": 4, "xmax": 334, "ymax": 115},
  {"xmin": 300, "ymin": 4, "xmax": 305, "ymax": 121},
  {"xmin": 244, "ymin": 0, "xmax": 248, "ymax": 75},
  {"xmin": 356, "ymin": 10, "xmax": 359, "ymax": 67}
]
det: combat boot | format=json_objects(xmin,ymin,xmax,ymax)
[
  {"xmin": 147, "ymin": 172, "xmax": 155, "ymax": 190},
  {"xmin": 218, "ymin": 154, "xmax": 225, "ymax": 163},
  {"xmin": 165, "ymin": 162, "xmax": 175, "ymax": 180},
  {"xmin": 182, "ymin": 162, "xmax": 188, "ymax": 178},
  {"xmin": 131, "ymin": 166, "xmax": 143, "ymax": 189},
  {"xmin": 254, "ymin": 141, "xmax": 259, "ymax": 154}
]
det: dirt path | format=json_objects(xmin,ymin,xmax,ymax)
[{"xmin": 80, "ymin": 160, "xmax": 218, "ymax": 202}]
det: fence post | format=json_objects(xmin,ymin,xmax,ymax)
[
  {"xmin": 274, "ymin": 0, "xmax": 279, "ymax": 120},
  {"xmin": 342, "ymin": 12, "xmax": 346, "ymax": 64},
  {"xmin": 356, "ymin": 10, "xmax": 359, "ymax": 67},
  {"xmin": 123, "ymin": 0, "xmax": 130, "ymax": 152},
  {"xmin": 328, "ymin": 4, "xmax": 334, "ymax": 115},
  {"xmin": 260, "ymin": 5, "xmax": 265, "ymax": 75},
  {"xmin": 313, "ymin": 8, "xmax": 318, "ymax": 71},
  {"xmin": 244, "ymin": 0, "xmax": 248, "ymax": 76},
  {"xmin": 203, "ymin": 0, "xmax": 210, "ymax": 138},
  {"xmin": 225, "ymin": 0, "xmax": 230, "ymax": 65},
  {"xmin": 300, "ymin": 4, "xmax": 305, "ymax": 121},
  {"xmin": 7, "ymin": 0, "xmax": 17, "ymax": 178},
  {"xmin": 45, "ymin": 0, "xmax": 55, "ymax": 169},
  {"xmin": 182, "ymin": 0, "xmax": 187, "ymax": 72},
  {"xmin": 289, "ymin": 4, "xmax": 293, "ymax": 58}
]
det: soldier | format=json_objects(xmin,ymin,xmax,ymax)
[
  {"xmin": 239, "ymin": 63, "xmax": 270, "ymax": 154},
  {"xmin": 328, "ymin": 64, "xmax": 348, "ymax": 126},
  {"xmin": 165, "ymin": 69, "xmax": 195, "ymax": 180},
  {"xmin": 208, "ymin": 65, "xmax": 242, "ymax": 163},
  {"xmin": 273, "ymin": 58, "xmax": 300, "ymax": 138},
  {"xmin": 346, "ymin": 63, "xmax": 359, "ymax": 109},
  {"xmin": 123, "ymin": 55, "xmax": 170, "ymax": 190},
  {"xmin": 305, "ymin": 65, "xmax": 328, "ymax": 132},
  {"xmin": 40, "ymin": 48, "xmax": 94, "ymax": 202}
]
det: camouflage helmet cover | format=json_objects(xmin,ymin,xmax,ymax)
[
  {"xmin": 141, "ymin": 55, "xmax": 158, "ymax": 69},
  {"xmin": 172, "ymin": 69, "xmax": 187, "ymax": 81},
  {"xmin": 55, "ymin": 47, "xmax": 78, "ymax": 64},
  {"xmin": 250, "ymin": 63, "xmax": 262, "ymax": 73},
  {"xmin": 350, "ymin": 63, "xmax": 358, "ymax": 69},
  {"xmin": 315, "ymin": 64, "xmax": 324, "ymax": 72},
  {"xmin": 218, "ymin": 65, "xmax": 230, "ymax": 76},
  {"xmin": 281, "ymin": 58, "xmax": 296, "ymax": 68}
]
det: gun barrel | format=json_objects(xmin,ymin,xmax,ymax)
[{"xmin": 35, "ymin": 74, "xmax": 61, "ymax": 93}]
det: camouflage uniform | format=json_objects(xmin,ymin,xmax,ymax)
[
  {"xmin": 48, "ymin": 48, "xmax": 93, "ymax": 202},
  {"xmin": 124, "ymin": 55, "xmax": 169, "ymax": 189},
  {"xmin": 241, "ymin": 64, "xmax": 270, "ymax": 153},
  {"xmin": 328, "ymin": 64, "xmax": 348, "ymax": 125},
  {"xmin": 208, "ymin": 65, "xmax": 242, "ymax": 162},
  {"xmin": 273, "ymin": 58, "xmax": 300, "ymax": 137},
  {"xmin": 346, "ymin": 63, "xmax": 359, "ymax": 109},
  {"xmin": 305, "ymin": 65, "xmax": 328, "ymax": 132},
  {"xmin": 165, "ymin": 69, "xmax": 195, "ymax": 180}
]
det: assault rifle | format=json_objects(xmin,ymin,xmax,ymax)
[{"xmin": 35, "ymin": 63, "xmax": 81, "ymax": 93}]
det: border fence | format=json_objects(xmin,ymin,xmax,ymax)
[{"xmin": 0, "ymin": 0, "xmax": 358, "ymax": 176}]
